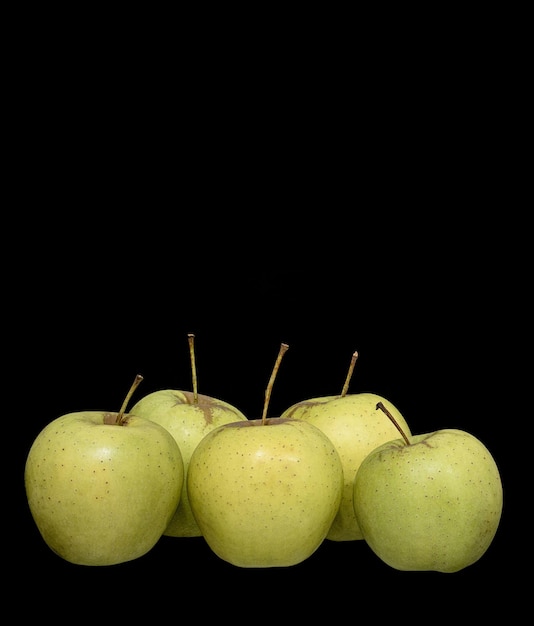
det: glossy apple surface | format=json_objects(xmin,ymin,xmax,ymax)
[
  {"xmin": 187, "ymin": 417, "xmax": 344, "ymax": 567},
  {"xmin": 25, "ymin": 410, "xmax": 184, "ymax": 566},
  {"xmin": 353, "ymin": 428, "xmax": 503, "ymax": 572}
]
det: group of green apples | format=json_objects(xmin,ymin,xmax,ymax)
[{"xmin": 24, "ymin": 336, "xmax": 503, "ymax": 573}]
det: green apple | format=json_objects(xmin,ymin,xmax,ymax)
[
  {"xmin": 187, "ymin": 417, "xmax": 344, "ymax": 567},
  {"xmin": 186, "ymin": 342, "xmax": 344, "ymax": 567},
  {"xmin": 280, "ymin": 352, "xmax": 412, "ymax": 541},
  {"xmin": 129, "ymin": 333, "xmax": 248, "ymax": 537},
  {"xmin": 352, "ymin": 402, "xmax": 503, "ymax": 573},
  {"xmin": 24, "ymin": 374, "xmax": 184, "ymax": 566}
]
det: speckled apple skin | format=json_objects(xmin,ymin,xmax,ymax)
[
  {"xmin": 281, "ymin": 392, "xmax": 412, "ymax": 541},
  {"xmin": 187, "ymin": 417, "xmax": 344, "ymax": 568},
  {"xmin": 130, "ymin": 389, "xmax": 247, "ymax": 537},
  {"xmin": 24, "ymin": 411, "xmax": 184, "ymax": 566},
  {"xmin": 353, "ymin": 429, "xmax": 503, "ymax": 572}
]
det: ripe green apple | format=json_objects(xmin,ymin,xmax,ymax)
[
  {"xmin": 130, "ymin": 389, "xmax": 247, "ymax": 537},
  {"xmin": 186, "ymin": 341, "xmax": 344, "ymax": 567},
  {"xmin": 24, "ymin": 375, "xmax": 184, "ymax": 566},
  {"xmin": 352, "ymin": 404, "xmax": 503, "ymax": 573},
  {"xmin": 187, "ymin": 416, "xmax": 344, "ymax": 567},
  {"xmin": 129, "ymin": 333, "xmax": 248, "ymax": 537},
  {"xmin": 281, "ymin": 381, "xmax": 412, "ymax": 541}
]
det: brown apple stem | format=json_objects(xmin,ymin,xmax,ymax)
[
  {"xmin": 262, "ymin": 342, "xmax": 289, "ymax": 425},
  {"xmin": 117, "ymin": 374, "xmax": 144, "ymax": 425},
  {"xmin": 341, "ymin": 350, "xmax": 358, "ymax": 397},
  {"xmin": 376, "ymin": 401, "xmax": 410, "ymax": 445},
  {"xmin": 188, "ymin": 333, "xmax": 199, "ymax": 404}
]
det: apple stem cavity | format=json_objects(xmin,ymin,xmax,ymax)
[
  {"xmin": 117, "ymin": 374, "xmax": 144, "ymax": 425},
  {"xmin": 341, "ymin": 350, "xmax": 358, "ymax": 397},
  {"xmin": 188, "ymin": 332, "xmax": 199, "ymax": 404},
  {"xmin": 376, "ymin": 401, "xmax": 410, "ymax": 445},
  {"xmin": 261, "ymin": 342, "xmax": 289, "ymax": 425}
]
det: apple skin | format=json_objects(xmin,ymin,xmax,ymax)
[
  {"xmin": 280, "ymin": 392, "xmax": 412, "ymax": 541},
  {"xmin": 187, "ymin": 417, "xmax": 344, "ymax": 568},
  {"xmin": 352, "ymin": 429, "xmax": 503, "ymax": 573},
  {"xmin": 129, "ymin": 389, "xmax": 248, "ymax": 537},
  {"xmin": 24, "ymin": 410, "xmax": 184, "ymax": 566}
]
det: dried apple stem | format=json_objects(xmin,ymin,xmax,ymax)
[
  {"xmin": 117, "ymin": 374, "xmax": 144, "ymax": 425},
  {"xmin": 341, "ymin": 350, "xmax": 358, "ymax": 397},
  {"xmin": 262, "ymin": 342, "xmax": 289, "ymax": 425},
  {"xmin": 188, "ymin": 333, "xmax": 198, "ymax": 404},
  {"xmin": 376, "ymin": 401, "xmax": 410, "ymax": 445}
]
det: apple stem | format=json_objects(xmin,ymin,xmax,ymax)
[
  {"xmin": 376, "ymin": 401, "xmax": 410, "ymax": 445},
  {"xmin": 341, "ymin": 350, "xmax": 358, "ymax": 397},
  {"xmin": 262, "ymin": 342, "xmax": 289, "ymax": 425},
  {"xmin": 117, "ymin": 374, "xmax": 144, "ymax": 425},
  {"xmin": 188, "ymin": 333, "xmax": 199, "ymax": 404}
]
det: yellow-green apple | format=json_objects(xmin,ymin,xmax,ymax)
[
  {"xmin": 24, "ymin": 374, "xmax": 184, "ymax": 566},
  {"xmin": 280, "ymin": 351, "xmax": 412, "ymax": 541},
  {"xmin": 186, "ymin": 342, "xmax": 344, "ymax": 567},
  {"xmin": 129, "ymin": 333, "xmax": 248, "ymax": 537},
  {"xmin": 352, "ymin": 401, "xmax": 504, "ymax": 573}
]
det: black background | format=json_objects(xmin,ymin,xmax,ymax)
[
  {"xmin": 9, "ymin": 9, "xmax": 526, "ymax": 619},
  {"xmin": 15, "ymin": 249, "xmax": 518, "ymax": 611}
]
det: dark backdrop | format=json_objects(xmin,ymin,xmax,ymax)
[
  {"xmin": 10, "ymin": 13, "xmax": 526, "ymax": 617},
  {"xmin": 15, "ymin": 242, "xmax": 516, "ymax": 610}
]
